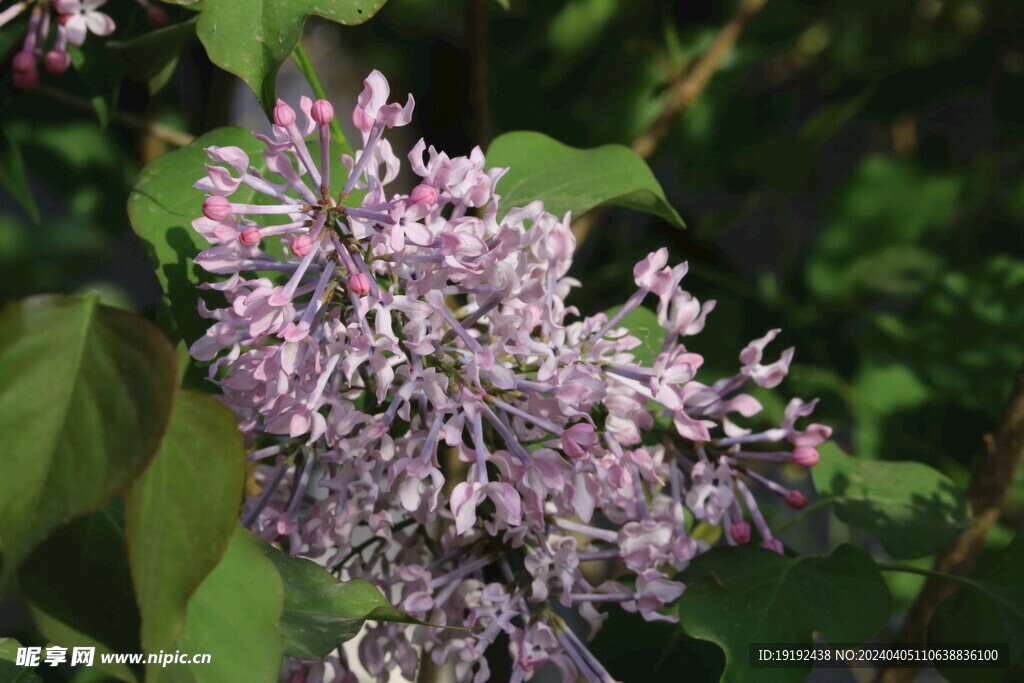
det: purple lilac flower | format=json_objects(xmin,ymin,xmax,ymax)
[
  {"xmin": 191, "ymin": 70, "xmax": 832, "ymax": 683},
  {"xmin": 0, "ymin": 0, "xmax": 115, "ymax": 89}
]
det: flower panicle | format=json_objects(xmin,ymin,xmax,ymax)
[{"xmin": 190, "ymin": 70, "xmax": 832, "ymax": 683}]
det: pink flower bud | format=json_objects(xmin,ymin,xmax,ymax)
[
  {"xmin": 348, "ymin": 272, "xmax": 371, "ymax": 296},
  {"xmin": 202, "ymin": 195, "xmax": 232, "ymax": 221},
  {"xmin": 239, "ymin": 227, "xmax": 261, "ymax": 246},
  {"xmin": 311, "ymin": 99, "xmax": 334, "ymax": 125},
  {"xmin": 290, "ymin": 234, "xmax": 313, "ymax": 257},
  {"xmin": 791, "ymin": 446, "xmax": 820, "ymax": 468},
  {"xmin": 273, "ymin": 100, "xmax": 296, "ymax": 128},
  {"xmin": 13, "ymin": 68, "xmax": 38, "ymax": 90},
  {"xmin": 785, "ymin": 490, "xmax": 807, "ymax": 510},
  {"xmin": 147, "ymin": 7, "xmax": 170, "ymax": 28},
  {"xmin": 763, "ymin": 538, "xmax": 784, "ymax": 554},
  {"xmin": 730, "ymin": 520, "xmax": 751, "ymax": 544},
  {"xmin": 410, "ymin": 184, "xmax": 438, "ymax": 207},
  {"xmin": 12, "ymin": 51, "xmax": 35, "ymax": 73},
  {"xmin": 45, "ymin": 50, "xmax": 70, "ymax": 75}
]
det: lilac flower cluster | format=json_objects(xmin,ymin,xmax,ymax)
[
  {"xmin": 190, "ymin": 71, "xmax": 831, "ymax": 682},
  {"xmin": 1, "ymin": 0, "xmax": 168, "ymax": 89},
  {"xmin": 0, "ymin": 0, "xmax": 112, "ymax": 88}
]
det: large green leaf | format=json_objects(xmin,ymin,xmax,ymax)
[
  {"xmin": 255, "ymin": 539, "xmax": 428, "ymax": 660},
  {"xmin": 0, "ymin": 295, "xmax": 177, "ymax": 593},
  {"xmin": 125, "ymin": 391, "xmax": 247, "ymax": 666},
  {"xmin": 193, "ymin": 0, "xmax": 387, "ymax": 113},
  {"xmin": 812, "ymin": 443, "xmax": 971, "ymax": 559},
  {"xmin": 159, "ymin": 526, "xmax": 284, "ymax": 683},
  {"xmin": 676, "ymin": 544, "xmax": 891, "ymax": 683},
  {"xmin": 930, "ymin": 532, "xmax": 1024, "ymax": 682},
  {"xmin": 20, "ymin": 502, "xmax": 142, "ymax": 683},
  {"xmin": 487, "ymin": 131, "xmax": 685, "ymax": 227}
]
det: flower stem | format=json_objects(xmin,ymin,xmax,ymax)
[{"xmin": 291, "ymin": 41, "xmax": 352, "ymax": 156}]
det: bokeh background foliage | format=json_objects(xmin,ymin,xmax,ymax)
[{"xmin": 1, "ymin": 0, "xmax": 1023, "ymax": 681}]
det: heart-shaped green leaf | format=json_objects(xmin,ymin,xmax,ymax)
[
  {"xmin": 676, "ymin": 544, "xmax": 892, "ymax": 683},
  {"xmin": 0, "ymin": 294, "xmax": 177, "ymax": 594},
  {"xmin": 812, "ymin": 443, "xmax": 971, "ymax": 558},
  {"xmin": 193, "ymin": 0, "xmax": 387, "ymax": 113},
  {"xmin": 487, "ymin": 131, "xmax": 685, "ymax": 228},
  {"xmin": 158, "ymin": 526, "xmax": 284, "ymax": 683},
  {"xmin": 255, "ymin": 538, "xmax": 433, "ymax": 660},
  {"xmin": 125, "ymin": 391, "xmax": 247, "ymax": 666}
]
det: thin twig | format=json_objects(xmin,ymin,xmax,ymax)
[
  {"xmin": 631, "ymin": 0, "xmax": 768, "ymax": 159},
  {"xmin": 572, "ymin": 0, "xmax": 768, "ymax": 244},
  {"xmin": 32, "ymin": 83, "xmax": 195, "ymax": 148},
  {"xmin": 876, "ymin": 368, "xmax": 1024, "ymax": 683}
]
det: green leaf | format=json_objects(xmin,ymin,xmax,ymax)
[
  {"xmin": 487, "ymin": 131, "xmax": 685, "ymax": 228},
  {"xmin": 812, "ymin": 443, "xmax": 971, "ymax": 558},
  {"xmin": 930, "ymin": 532, "xmax": 1024, "ymax": 682},
  {"xmin": 676, "ymin": 544, "xmax": 892, "ymax": 683},
  {"xmin": 194, "ymin": 0, "xmax": 387, "ymax": 114},
  {"xmin": 601, "ymin": 304, "xmax": 666, "ymax": 367},
  {"xmin": 0, "ymin": 295, "xmax": 177, "ymax": 594},
  {"xmin": 159, "ymin": 526, "xmax": 284, "ymax": 683},
  {"xmin": 0, "ymin": 638, "xmax": 43, "ymax": 683},
  {"xmin": 254, "ymin": 539, "xmax": 429, "ymax": 659},
  {"xmin": 0, "ymin": 131, "xmax": 40, "ymax": 224},
  {"xmin": 20, "ymin": 502, "xmax": 142, "ymax": 683},
  {"xmin": 124, "ymin": 391, "xmax": 247, "ymax": 665},
  {"xmin": 110, "ymin": 18, "xmax": 198, "ymax": 95}
]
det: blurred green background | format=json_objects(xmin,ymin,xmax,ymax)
[{"xmin": 1, "ymin": 0, "xmax": 1022, "ymax": 679}]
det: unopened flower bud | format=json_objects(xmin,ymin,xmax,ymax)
[
  {"xmin": 290, "ymin": 234, "xmax": 313, "ymax": 257},
  {"xmin": 13, "ymin": 68, "xmax": 38, "ymax": 90},
  {"xmin": 45, "ymin": 50, "xmax": 71, "ymax": 75},
  {"xmin": 273, "ymin": 100, "xmax": 296, "ymax": 127},
  {"xmin": 12, "ymin": 51, "xmax": 35, "ymax": 73},
  {"xmin": 763, "ymin": 538, "xmax": 784, "ymax": 554},
  {"xmin": 785, "ymin": 490, "xmax": 807, "ymax": 510},
  {"xmin": 791, "ymin": 446, "xmax": 819, "ymax": 468},
  {"xmin": 348, "ymin": 272, "xmax": 371, "ymax": 296},
  {"xmin": 310, "ymin": 99, "xmax": 334, "ymax": 125},
  {"xmin": 202, "ymin": 195, "xmax": 232, "ymax": 221},
  {"xmin": 410, "ymin": 184, "xmax": 438, "ymax": 207},
  {"xmin": 239, "ymin": 227, "xmax": 261, "ymax": 246},
  {"xmin": 730, "ymin": 520, "xmax": 751, "ymax": 544},
  {"xmin": 147, "ymin": 7, "xmax": 170, "ymax": 28}
]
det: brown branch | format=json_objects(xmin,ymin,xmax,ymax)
[
  {"xmin": 877, "ymin": 368, "xmax": 1024, "ymax": 683},
  {"xmin": 631, "ymin": 0, "xmax": 768, "ymax": 159},
  {"xmin": 572, "ymin": 0, "xmax": 768, "ymax": 244},
  {"xmin": 32, "ymin": 83, "xmax": 195, "ymax": 148}
]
